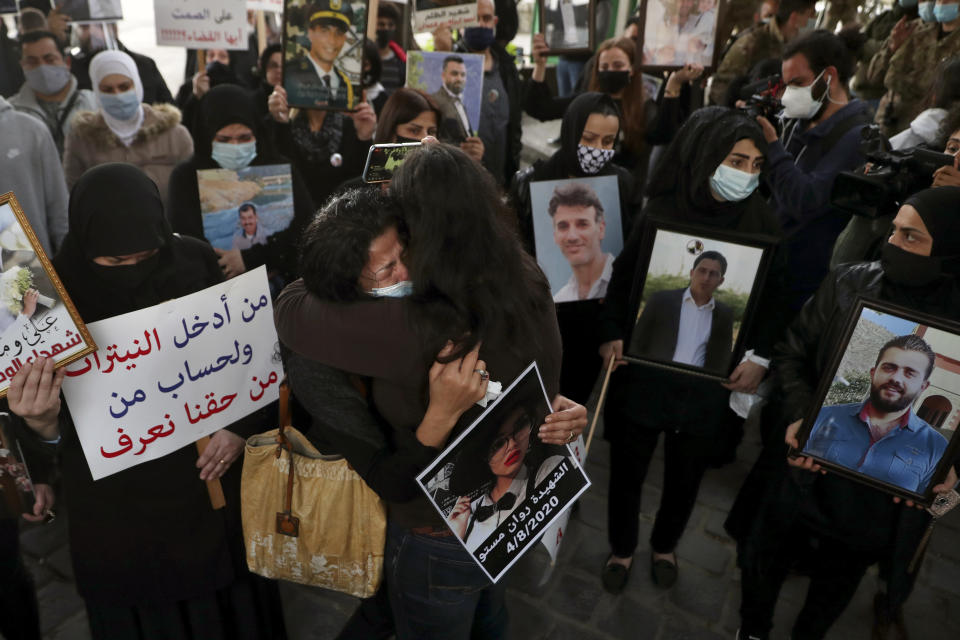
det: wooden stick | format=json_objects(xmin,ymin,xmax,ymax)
[
  {"xmin": 256, "ymin": 10, "xmax": 267, "ymax": 54},
  {"xmin": 195, "ymin": 436, "xmax": 226, "ymax": 510},
  {"xmin": 197, "ymin": 49, "xmax": 206, "ymax": 71},
  {"xmin": 585, "ymin": 355, "xmax": 617, "ymax": 455},
  {"xmin": 367, "ymin": 0, "xmax": 380, "ymax": 40}
]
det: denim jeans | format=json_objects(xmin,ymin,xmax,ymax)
[
  {"xmin": 556, "ymin": 57, "xmax": 587, "ymax": 97},
  {"xmin": 385, "ymin": 522, "xmax": 508, "ymax": 640}
]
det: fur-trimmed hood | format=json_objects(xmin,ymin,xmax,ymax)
[{"xmin": 70, "ymin": 103, "xmax": 183, "ymax": 149}]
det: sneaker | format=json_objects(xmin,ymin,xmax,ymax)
[
  {"xmin": 601, "ymin": 555, "xmax": 631, "ymax": 594},
  {"xmin": 650, "ymin": 552, "xmax": 678, "ymax": 588}
]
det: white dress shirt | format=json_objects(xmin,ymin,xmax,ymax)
[
  {"xmin": 553, "ymin": 252, "xmax": 614, "ymax": 303},
  {"xmin": 671, "ymin": 287, "xmax": 715, "ymax": 367},
  {"xmin": 307, "ymin": 56, "xmax": 341, "ymax": 92}
]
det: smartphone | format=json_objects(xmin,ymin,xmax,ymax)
[{"xmin": 362, "ymin": 142, "xmax": 421, "ymax": 183}]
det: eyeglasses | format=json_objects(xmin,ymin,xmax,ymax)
[{"xmin": 487, "ymin": 417, "xmax": 533, "ymax": 461}]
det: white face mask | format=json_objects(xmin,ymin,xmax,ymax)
[
  {"xmin": 796, "ymin": 16, "xmax": 818, "ymax": 37},
  {"xmin": 780, "ymin": 70, "xmax": 829, "ymax": 120},
  {"xmin": 369, "ymin": 280, "xmax": 413, "ymax": 298}
]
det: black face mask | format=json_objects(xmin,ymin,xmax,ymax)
[
  {"xmin": 376, "ymin": 29, "xmax": 395, "ymax": 48},
  {"xmin": 89, "ymin": 253, "xmax": 161, "ymax": 290},
  {"xmin": 206, "ymin": 60, "xmax": 237, "ymax": 87},
  {"xmin": 596, "ymin": 70, "xmax": 630, "ymax": 95},
  {"xmin": 881, "ymin": 243, "xmax": 944, "ymax": 286}
]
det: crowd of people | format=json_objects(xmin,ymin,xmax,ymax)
[{"xmin": 1, "ymin": 1, "xmax": 959, "ymax": 640}]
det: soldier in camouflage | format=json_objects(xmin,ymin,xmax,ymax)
[
  {"xmin": 709, "ymin": 0, "xmax": 817, "ymax": 105},
  {"xmin": 867, "ymin": 0, "xmax": 960, "ymax": 137},
  {"xmin": 851, "ymin": 0, "xmax": 920, "ymax": 105}
]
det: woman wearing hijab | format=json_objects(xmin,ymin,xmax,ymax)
[
  {"xmin": 6, "ymin": 163, "xmax": 286, "ymax": 640},
  {"xmin": 167, "ymin": 84, "xmax": 315, "ymax": 286},
  {"xmin": 596, "ymin": 107, "xmax": 788, "ymax": 593},
  {"xmin": 63, "ymin": 50, "xmax": 193, "ymax": 208},
  {"xmin": 730, "ymin": 187, "xmax": 960, "ymax": 639},
  {"xmin": 509, "ymin": 92, "xmax": 637, "ymax": 404}
]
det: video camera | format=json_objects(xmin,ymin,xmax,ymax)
[
  {"xmin": 831, "ymin": 125, "xmax": 955, "ymax": 219},
  {"xmin": 737, "ymin": 74, "xmax": 784, "ymax": 122}
]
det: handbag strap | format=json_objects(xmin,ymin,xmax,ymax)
[{"xmin": 274, "ymin": 379, "xmax": 300, "ymax": 537}]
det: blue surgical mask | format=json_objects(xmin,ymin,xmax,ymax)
[
  {"xmin": 369, "ymin": 280, "xmax": 413, "ymax": 298},
  {"xmin": 797, "ymin": 16, "xmax": 818, "ymax": 37},
  {"xmin": 211, "ymin": 140, "xmax": 257, "ymax": 170},
  {"xmin": 934, "ymin": 1, "xmax": 959, "ymax": 22},
  {"xmin": 99, "ymin": 90, "xmax": 141, "ymax": 121},
  {"xmin": 710, "ymin": 164, "xmax": 760, "ymax": 202},
  {"xmin": 899, "ymin": 0, "xmax": 919, "ymax": 7},
  {"xmin": 919, "ymin": 1, "xmax": 937, "ymax": 20},
  {"xmin": 24, "ymin": 64, "xmax": 71, "ymax": 95}
]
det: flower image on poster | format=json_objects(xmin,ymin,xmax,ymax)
[
  {"xmin": 796, "ymin": 300, "xmax": 960, "ymax": 504},
  {"xmin": 197, "ymin": 164, "xmax": 294, "ymax": 251},
  {"xmin": 640, "ymin": 0, "xmax": 722, "ymax": 69},
  {"xmin": 0, "ymin": 193, "xmax": 96, "ymax": 397},
  {"xmin": 54, "ymin": 0, "xmax": 123, "ymax": 22},
  {"xmin": 412, "ymin": 0, "xmax": 479, "ymax": 33},
  {"xmin": 625, "ymin": 221, "xmax": 774, "ymax": 380},
  {"xmin": 417, "ymin": 362, "xmax": 591, "ymax": 583},
  {"xmin": 282, "ymin": 0, "xmax": 367, "ymax": 110},
  {"xmin": 529, "ymin": 175, "xmax": 622, "ymax": 303},
  {"xmin": 539, "ymin": 0, "xmax": 595, "ymax": 55},
  {"xmin": 406, "ymin": 50, "xmax": 484, "ymax": 142}
]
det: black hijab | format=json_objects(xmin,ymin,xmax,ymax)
[
  {"xmin": 54, "ymin": 163, "xmax": 220, "ymax": 322},
  {"xmin": 541, "ymin": 92, "xmax": 622, "ymax": 179},
  {"xmin": 194, "ymin": 84, "xmax": 265, "ymax": 162},
  {"xmin": 645, "ymin": 107, "xmax": 769, "ymax": 227}
]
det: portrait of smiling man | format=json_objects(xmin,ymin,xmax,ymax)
[
  {"xmin": 284, "ymin": 0, "xmax": 356, "ymax": 107},
  {"xmin": 804, "ymin": 334, "xmax": 949, "ymax": 493},
  {"xmin": 549, "ymin": 182, "xmax": 614, "ymax": 302}
]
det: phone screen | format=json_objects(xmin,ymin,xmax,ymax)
[{"xmin": 362, "ymin": 143, "xmax": 422, "ymax": 183}]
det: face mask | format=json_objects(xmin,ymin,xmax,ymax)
[
  {"xmin": 577, "ymin": 144, "xmax": 615, "ymax": 174},
  {"xmin": 919, "ymin": 1, "xmax": 937, "ymax": 20},
  {"xmin": 899, "ymin": 0, "xmax": 919, "ymax": 7},
  {"xmin": 89, "ymin": 253, "xmax": 161, "ymax": 290},
  {"xmin": 709, "ymin": 163, "xmax": 760, "ymax": 201},
  {"xmin": 780, "ymin": 70, "xmax": 829, "ymax": 120},
  {"xmin": 24, "ymin": 64, "xmax": 71, "ymax": 95},
  {"xmin": 462, "ymin": 27, "xmax": 496, "ymax": 51},
  {"xmin": 760, "ymin": 17, "xmax": 772, "ymax": 24},
  {"xmin": 212, "ymin": 140, "xmax": 257, "ymax": 170},
  {"xmin": 595, "ymin": 70, "xmax": 631, "ymax": 95},
  {"xmin": 376, "ymin": 29, "xmax": 394, "ymax": 48},
  {"xmin": 796, "ymin": 16, "xmax": 818, "ymax": 37},
  {"xmin": 205, "ymin": 60, "xmax": 236, "ymax": 86},
  {"xmin": 99, "ymin": 89, "xmax": 140, "ymax": 121},
  {"xmin": 934, "ymin": 2, "xmax": 960, "ymax": 22},
  {"xmin": 369, "ymin": 280, "xmax": 413, "ymax": 298},
  {"xmin": 881, "ymin": 242, "xmax": 944, "ymax": 285}
]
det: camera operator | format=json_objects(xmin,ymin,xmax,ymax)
[{"xmin": 755, "ymin": 30, "xmax": 871, "ymax": 311}]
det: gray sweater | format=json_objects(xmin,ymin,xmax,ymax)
[{"xmin": 0, "ymin": 96, "xmax": 68, "ymax": 254}]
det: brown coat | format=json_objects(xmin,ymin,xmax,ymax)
[{"xmin": 63, "ymin": 103, "xmax": 193, "ymax": 209}]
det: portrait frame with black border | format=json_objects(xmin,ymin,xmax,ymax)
[{"xmin": 536, "ymin": 0, "xmax": 596, "ymax": 56}]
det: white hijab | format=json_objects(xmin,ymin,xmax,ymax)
[{"xmin": 90, "ymin": 50, "xmax": 144, "ymax": 146}]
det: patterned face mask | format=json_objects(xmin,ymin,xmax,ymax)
[{"xmin": 577, "ymin": 144, "xmax": 615, "ymax": 174}]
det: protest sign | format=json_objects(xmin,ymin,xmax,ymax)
[
  {"xmin": 406, "ymin": 50, "xmax": 483, "ymax": 141},
  {"xmin": 154, "ymin": 0, "xmax": 249, "ymax": 50},
  {"xmin": 248, "ymin": 0, "xmax": 283, "ymax": 10},
  {"xmin": 539, "ymin": 434, "xmax": 584, "ymax": 564},
  {"xmin": 0, "ymin": 193, "xmax": 95, "ymax": 398},
  {"xmin": 197, "ymin": 164, "xmax": 294, "ymax": 251},
  {"xmin": 417, "ymin": 362, "xmax": 591, "ymax": 582},
  {"xmin": 54, "ymin": 0, "xmax": 123, "ymax": 22},
  {"xmin": 412, "ymin": 0, "xmax": 479, "ymax": 32},
  {"xmin": 61, "ymin": 267, "xmax": 282, "ymax": 481}
]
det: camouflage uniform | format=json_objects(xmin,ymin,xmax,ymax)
[
  {"xmin": 709, "ymin": 18, "xmax": 785, "ymax": 105},
  {"xmin": 852, "ymin": 6, "xmax": 915, "ymax": 101},
  {"xmin": 867, "ymin": 21, "xmax": 960, "ymax": 137}
]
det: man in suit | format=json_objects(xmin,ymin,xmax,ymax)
[
  {"xmin": 431, "ymin": 55, "xmax": 473, "ymax": 143},
  {"xmin": 630, "ymin": 250, "xmax": 734, "ymax": 375},
  {"xmin": 284, "ymin": 0, "xmax": 355, "ymax": 108}
]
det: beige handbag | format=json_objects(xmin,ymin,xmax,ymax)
[{"xmin": 240, "ymin": 385, "xmax": 386, "ymax": 598}]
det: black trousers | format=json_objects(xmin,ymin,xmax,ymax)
[
  {"xmin": 607, "ymin": 428, "xmax": 714, "ymax": 557},
  {"xmin": 0, "ymin": 519, "xmax": 41, "ymax": 640},
  {"xmin": 739, "ymin": 521, "xmax": 876, "ymax": 640}
]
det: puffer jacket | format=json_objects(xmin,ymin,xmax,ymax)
[{"xmin": 63, "ymin": 103, "xmax": 193, "ymax": 209}]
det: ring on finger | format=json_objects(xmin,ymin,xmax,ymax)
[
  {"xmin": 218, "ymin": 459, "xmax": 226, "ymax": 465},
  {"xmin": 473, "ymin": 368, "xmax": 489, "ymax": 380},
  {"xmin": 567, "ymin": 430, "xmax": 575, "ymax": 442}
]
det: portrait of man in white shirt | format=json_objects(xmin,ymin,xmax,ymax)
[{"xmin": 550, "ymin": 182, "xmax": 615, "ymax": 303}]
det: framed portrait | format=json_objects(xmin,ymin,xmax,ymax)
[
  {"xmin": 637, "ymin": 0, "xmax": 724, "ymax": 71},
  {"xmin": 538, "ymin": 0, "xmax": 595, "ymax": 55},
  {"xmin": 417, "ymin": 362, "xmax": 591, "ymax": 583},
  {"xmin": 412, "ymin": 0, "xmax": 479, "ymax": 33},
  {"xmin": 406, "ymin": 50, "xmax": 484, "ymax": 141},
  {"xmin": 282, "ymin": 0, "xmax": 368, "ymax": 110},
  {"xmin": 529, "ymin": 175, "xmax": 623, "ymax": 303},
  {"xmin": 624, "ymin": 220, "xmax": 776, "ymax": 381},
  {"xmin": 794, "ymin": 299, "xmax": 960, "ymax": 505},
  {"xmin": 0, "ymin": 193, "xmax": 96, "ymax": 398},
  {"xmin": 196, "ymin": 164, "xmax": 295, "ymax": 251},
  {"xmin": 54, "ymin": 0, "xmax": 123, "ymax": 22}
]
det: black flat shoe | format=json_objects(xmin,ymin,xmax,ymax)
[
  {"xmin": 601, "ymin": 555, "xmax": 631, "ymax": 594},
  {"xmin": 650, "ymin": 553, "xmax": 678, "ymax": 588}
]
